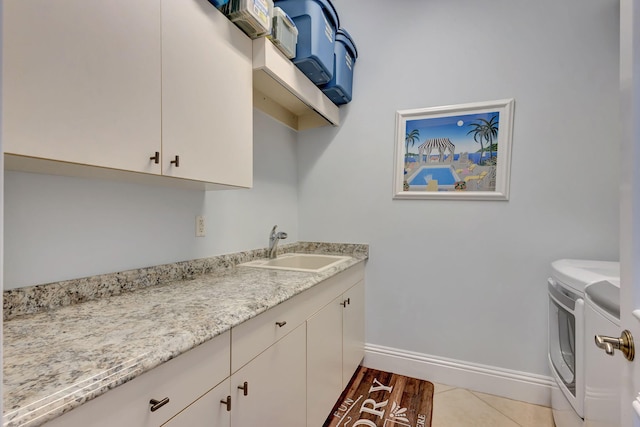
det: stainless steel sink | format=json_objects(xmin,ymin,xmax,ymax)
[{"xmin": 239, "ymin": 253, "xmax": 351, "ymax": 272}]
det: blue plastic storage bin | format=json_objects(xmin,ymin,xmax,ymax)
[
  {"xmin": 275, "ymin": 0, "xmax": 339, "ymax": 85},
  {"xmin": 209, "ymin": 0, "xmax": 230, "ymax": 7},
  {"xmin": 322, "ymin": 28, "xmax": 357, "ymax": 105}
]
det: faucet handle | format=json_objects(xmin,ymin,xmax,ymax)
[{"xmin": 270, "ymin": 225, "xmax": 287, "ymax": 240}]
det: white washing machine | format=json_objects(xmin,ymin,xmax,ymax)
[
  {"xmin": 548, "ymin": 259, "xmax": 620, "ymax": 427},
  {"xmin": 584, "ymin": 279, "xmax": 621, "ymax": 427}
]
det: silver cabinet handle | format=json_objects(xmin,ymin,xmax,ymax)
[
  {"xmin": 149, "ymin": 397, "xmax": 170, "ymax": 412},
  {"xmin": 595, "ymin": 330, "xmax": 635, "ymax": 361}
]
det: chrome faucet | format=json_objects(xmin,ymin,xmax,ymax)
[{"xmin": 268, "ymin": 225, "xmax": 288, "ymax": 259}]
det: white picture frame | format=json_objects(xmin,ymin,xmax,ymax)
[{"xmin": 393, "ymin": 98, "xmax": 515, "ymax": 200}]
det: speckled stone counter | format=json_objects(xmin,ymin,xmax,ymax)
[{"xmin": 3, "ymin": 242, "xmax": 368, "ymax": 427}]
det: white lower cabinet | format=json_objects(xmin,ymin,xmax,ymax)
[
  {"xmin": 307, "ymin": 295, "xmax": 344, "ymax": 427},
  {"xmin": 43, "ymin": 265, "xmax": 364, "ymax": 427},
  {"xmin": 230, "ymin": 324, "xmax": 307, "ymax": 427},
  {"xmin": 306, "ymin": 280, "xmax": 366, "ymax": 427},
  {"xmin": 45, "ymin": 331, "xmax": 231, "ymax": 427},
  {"xmin": 342, "ymin": 280, "xmax": 366, "ymax": 386},
  {"xmin": 161, "ymin": 378, "xmax": 231, "ymax": 427}
]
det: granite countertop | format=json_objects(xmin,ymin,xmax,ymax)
[{"xmin": 3, "ymin": 245, "xmax": 367, "ymax": 427}]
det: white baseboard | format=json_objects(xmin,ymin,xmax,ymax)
[{"xmin": 364, "ymin": 343, "xmax": 554, "ymax": 407}]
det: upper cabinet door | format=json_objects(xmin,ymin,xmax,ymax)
[
  {"xmin": 161, "ymin": 0, "xmax": 253, "ymax": 188},
  {"xmin": 2, "ymin": 0, "xmax": 162, "ymax": 174}
]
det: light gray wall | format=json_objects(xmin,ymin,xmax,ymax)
[
  {"xmin": 3, "ymin": 110, "xmax": 298, "ymax": 289},
  {"xmin": 3, "ymin": 0, "xmax": 621, "ymax": 381},
  {"xmin": 297, "ymin": 0, "xmax": 621, "ymax": 376}
]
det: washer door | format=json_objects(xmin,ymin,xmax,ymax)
[{"xmin": 548, "ymin": 278, "xmax": 585, "ymax": 417}]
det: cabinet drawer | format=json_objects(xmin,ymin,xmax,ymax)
[
  {"xmin": 231, "ymin": 263, "xmax": 364, "ymax": 372},
  {"xmin": 45, "ymin": 331, "xmax": 230, "ymax": 427}
]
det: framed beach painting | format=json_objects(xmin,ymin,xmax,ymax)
[{"xmin": 393, "ymin": 99, "xmax": 514, "ymax": 200}]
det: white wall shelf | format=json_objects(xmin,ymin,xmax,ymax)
[{"xmin": 252, "ymin": 37, "xmax": 340, "ymax": 131}]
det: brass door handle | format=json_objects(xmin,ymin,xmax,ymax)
[
  {"xmin": 149, "ymin": 397, "xmax": 170, "ymax": 412},
  {"xmin": 595, "ymin": 330, "xmax": 635, "ymax": 361}
]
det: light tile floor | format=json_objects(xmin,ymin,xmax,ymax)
[{"xmin": 431, "ymin": 383, "xmax": 555, "ymax": 427}]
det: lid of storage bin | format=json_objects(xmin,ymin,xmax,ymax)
[
  {"xmin": 274, "ymin": 6, "xmax": 297, "ymax": 31},
  {"xmin": 275, "ymin": 0, "xmax": 340, "ymax": 30},
  {"xmin": 336, "ymin": 28, "xmax": 357, "ymax": 59},
  {"xmin": 319, "ymin": 0, "xmax": 340, "ymax": 30}
]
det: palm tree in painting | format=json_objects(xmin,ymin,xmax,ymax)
[
  {"xmin": 467, "ymin": 115, "xmax": 499, "ymax": 164},
  {"xmin": 405, "ymin": 129, "xmax": 420, "ymax": 162},
  {"xmin": 480, "ymin": 115, "xmax": 499, "ymax": 162},
  {"xmin": 467, "ymin": 123, "xmax": 486, "ymax": 164}
]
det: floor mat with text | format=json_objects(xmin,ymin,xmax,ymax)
[{"xmin": 323, "ymin": 366, "xmax": 434, "ymax": 427}]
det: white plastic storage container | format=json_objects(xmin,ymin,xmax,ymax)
[
  {"xmin": 221, "ymin": 0, "xmax": 273, "ymax": 39},
  {"xmin": 267, "ymin": 7, "xmax": 298, "ymax": 59}
]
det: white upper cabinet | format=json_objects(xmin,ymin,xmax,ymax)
[
  {"xmin": 2, "ymin": 0, "xmax": 337, "ymax": 188},
  {"xmin": 2, "ymin": 0, "xmax": 162, "ymax": 174},
  {"xmin": 161, "ymin": 0, "xmax": 252, "ymax": 187},
  {"xmin": 3, "ymin": 0, "xmax": 253, "ymax": 189}
]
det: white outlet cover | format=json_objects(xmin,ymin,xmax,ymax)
[{"xmin": 196, "ymin": 216, "xmax": 206, "ymax": 237}]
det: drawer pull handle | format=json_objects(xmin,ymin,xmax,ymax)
[
  {"xmin": 275, "ymin": 321, "xmax": 287, "ymax": 328},
  {"xmin": 149, "ymin": 397, "xmax": 170, "ymax": 412},
  {"xmin": 341, "ymin": 298, "xmax": 350, "ymax": 307},
  {"xmin": 238, "ymin": 381, "xmax": 249, "ymax": 396},
  {"xmin": 221, "ymin": 396, "xmax": 232, "ymax": 412},
  {"xmin": 170, "ymin": 155, "xmax": 180, "ymax": 167},
  {"xmin": 150, "ymin": 152, "xmax": 160, "ymax": 164}
]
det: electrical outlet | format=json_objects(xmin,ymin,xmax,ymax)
[{"xmin": 196, "ymin": 216, "xmax": 206, "ymax": 237}]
